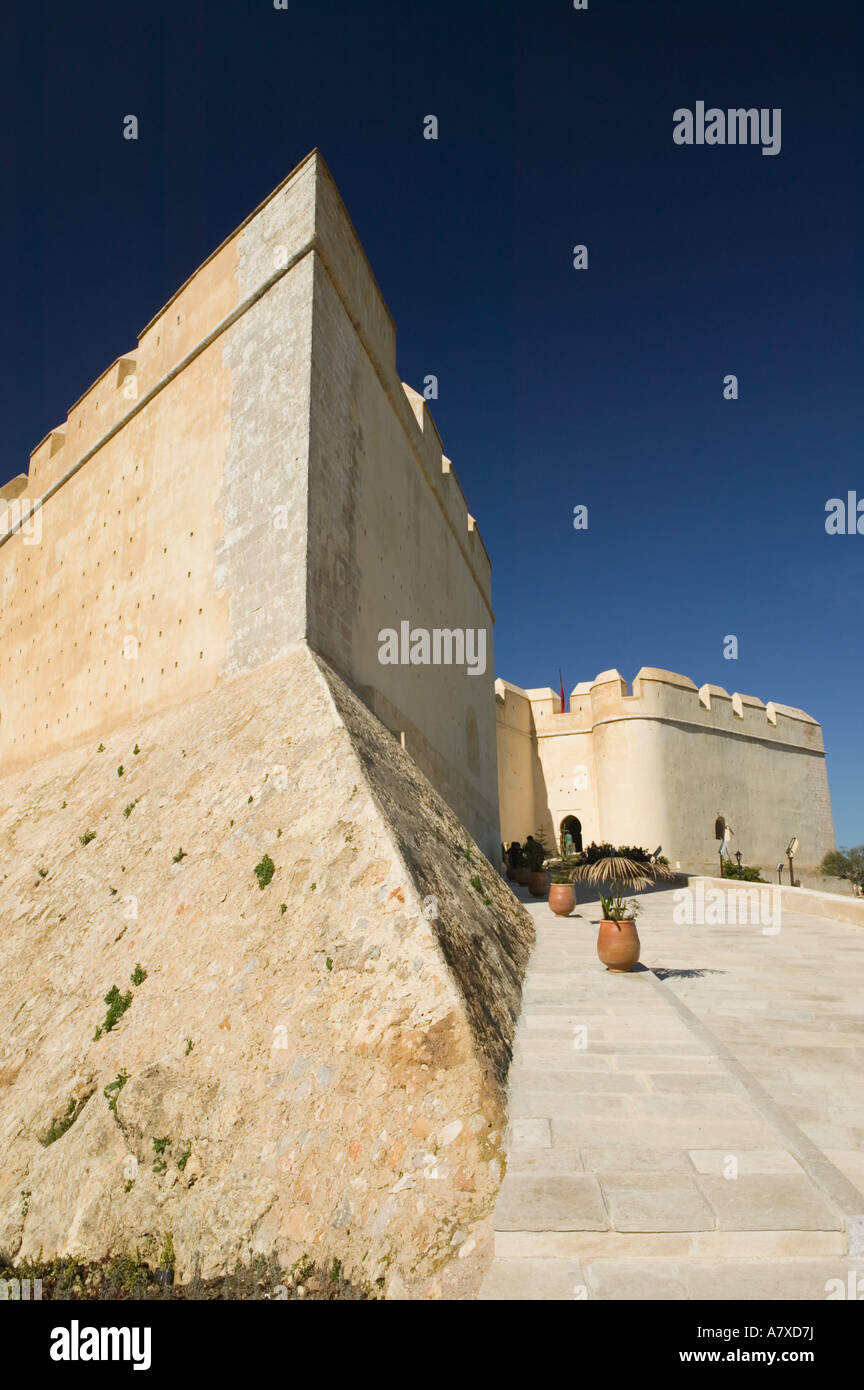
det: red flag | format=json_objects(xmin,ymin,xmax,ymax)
[{"xmin": 559, "ymin": 670, "xmax": 566, "ymax": 713}]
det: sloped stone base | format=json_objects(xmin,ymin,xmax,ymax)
[{"xmin": 0, "ymin": 646, "xmax": 533, "ymax": 1299}]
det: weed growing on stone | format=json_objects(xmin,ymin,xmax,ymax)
[
  {"xmin": 470, "ymin": 874, "xmax": 492, "ymax": 905},
  {"xmin": 103, "ymin": 1070, "xmax": 128, "ymax": 1113},
  {"xmin": 123, "ymin": 801, "xmax": 137, "ymax": 818},
  {"xmin": 0, "ymin": 1250, "xmax": 373, "ymax": 1300},
  {"xmin": 39, "ymin": 1095, "xmax": 88, "ymax": 1147},
  {"xmin": 254, "ymin": 854, "xmax": 275, "ymax": 889},
  {"xmin": 173, "ymin": 848, "xmax": 186, "ymax": 863},
  {"xmin": 117, "ymin": 765, "xmax": 124, "ymax": 778},
  {"xmin": 184, "ymin": 1038, "xmax": 194, "ymax": 1056},
  {"xmin": 130, "ymin": 963, "xmax": 147, "ymax": 986},
  {"xmin": 94, "ymin": 985, "xmax": 133, "ymax": 1039},
  {"xmin": 80, "ymin": 830, "xmax": 96, "ymax": 846},
  {"xmin": 176, "ymin": 1145, "xmax": 191, "ymax": 1172}
]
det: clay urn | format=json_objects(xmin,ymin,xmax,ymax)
[
  {"xmin": 548, "ymin": 883, "xmax": 575, "ymax": 916},
  {"xmin": 597, "ymin": 919, "xmax": 641, "ymax": 972}
]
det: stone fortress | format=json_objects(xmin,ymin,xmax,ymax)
[
  {"xmin": 0, "ymin": 150, "xmax": 838, "ymax": 1297},
  {"xmin": 496, "ymin": 668, "xmax": 836, "ymax": 877},
  {"xmin": 0, "ymin": 150, "xmax": 530, "ymax": 1299}
]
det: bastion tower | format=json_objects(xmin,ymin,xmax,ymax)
[{"xmin": 0, "ymin": 153, "xmax": 532, "ymax": 1299}]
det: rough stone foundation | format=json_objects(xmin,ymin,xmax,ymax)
[{"xmin": 0, "ymin": 646, "xmax": 533, "ymax": 1299}]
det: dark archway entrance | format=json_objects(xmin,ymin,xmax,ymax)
[{"xmin": 560, "ymin": 815, "xmax": 583, "ymax": 854}]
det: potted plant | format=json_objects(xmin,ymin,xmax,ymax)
[
  {"xmin": 514, "ymin": 850, "xmax": 532, "ymax": 888},
  {"xmin": 571, "ymin": 852, "xmax": 676, "ymax": 971},
  {"xmin": 548, "ymin": 865, "xmax": 576, "ymax": 916},
  {"xmin": 523, "ymin": 832, "xmax": 550, "ymax": 898}
]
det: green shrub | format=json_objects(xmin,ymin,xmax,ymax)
[
  {"xmin": 254, "ymin": 854, "xmax": 275, "ymax": 889},
  {"xmin": 820, "ymin": 846, "xmax": 864, "ymax": 892},
  {"xmin": 720, "ymin": 856, "xmax": 766, "ymax": 883},
  {"xmin": 94, "ymin": 985, "xmax": 133, "ymax": 1039}
]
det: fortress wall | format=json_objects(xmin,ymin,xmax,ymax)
[
  {"xmin": 531, "ymin": 728, "xmax": 599, "ymax": 850},
  {"xmin": 494, "ymin": 681, "xmax": 539, "ymax": 845},
  {"xmin": 1, "ymin": 149, "xmax": 498, "ymax": 858},
  {"xmin": 305, "ymin": 164, "xmax": 500, "ymax": 861},
  {"xmin": 592, "ymin": 667, "xmax": 825, "ymax": 753},
  {"xmin": 495, "ymin": 667, "xmax": 835, "ymax": 870},
  {"xmin": 0, "ymin": 154, "xmax": 325, "ymax": 774},
  {"xmin": 214, "ymin": 224, "xmax": 315, "ymax": 676},
  {"xmin": 0, "ymin": 174, "xmax": 324, "ymax": 774},
  {"xmin": 645, "ymin": 719, "xmax": 835, "ymax": 871},
  {"xmin": 0, "ymin": 332, "xmax": 234, "ymax": 770}
]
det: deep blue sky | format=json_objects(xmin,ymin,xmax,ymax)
[{"xmin": 1, "ymin": 0, "xmax": 860, "ymax": 845}]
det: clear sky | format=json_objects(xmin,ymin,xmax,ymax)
[{"xmin": 1, "ymin": 0, "xmax": 860, "ymax": 847}]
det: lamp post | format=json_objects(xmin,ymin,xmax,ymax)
[
  {"xmin": 776, "ymin": 862, "xmax": 784, "ymax": 885},
  {"xmin": 735, "ymin": 850, "xmax": 743, "ymax": 880},
  {"xmin": 786, "ymin": 837, "xmax": 799, "ymax": 888}
]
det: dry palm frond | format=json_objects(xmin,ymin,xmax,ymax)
[{"xmin": 571, "ymin": 855, "xmax": 677, "ymax": 894}]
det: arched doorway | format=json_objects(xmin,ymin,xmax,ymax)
[{"xmin": 560, "ymin": 815, "xmax": 583, "ymax": 854}]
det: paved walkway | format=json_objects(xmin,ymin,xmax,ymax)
[{"xmin": 480, "ymin": 883, "xmax": 864, "ymax": 1300}]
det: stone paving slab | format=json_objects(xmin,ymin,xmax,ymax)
[
  {"xmin": 478, "ymin": 884, "xmax": 864, "ymax": 1301},
  {"xmin": 495, "ymin": 1175, "xmax": 609, "ymax": 1231},
  {"xmin": 697, "ymin": 1175, "xmax": 841, "ymax": 1231},
  {"xmin": 598, "ymin": 1174, "xmax": 715, "ymax": 1232},
  {"xmin": 493, "ymin": 1230, "xmax": 847, "ymax": 1260},
  {"xmin": 480, "ymin": 1257, "xmax": 586, "ymax": 1301}
]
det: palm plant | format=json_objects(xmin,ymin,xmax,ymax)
[{"xmin": 571, "ymin": 853, "xmax": 677, "ymax": 921}]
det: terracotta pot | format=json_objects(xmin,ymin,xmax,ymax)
[
  {"xmin": 597, "ymin": 919, "xmax": 640, "ymax": 972},
  {"xmin": 548, "ymin": 883, "xmax": 575, "ymax": 916},
  {"xmin": 515, "ymin": 867, "xmax": 531, "ymax": 887},
  {"xmin": 528, "ymin": 871, "xmax": 548, "ymax": 898}
]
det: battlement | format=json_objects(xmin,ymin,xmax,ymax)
[
  {"xmin": 2, "ymin": 151, "xmax": 488, "ymax": 578},
  {"xmin": 499, "ymin": 667, "xmax": 824, "ymax": 753}
]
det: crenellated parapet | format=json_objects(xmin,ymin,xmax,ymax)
[
  {"xmin": 499, "ymin": 667, "xmax": 824, "ymax": 753},
  {"xmin": 400, "ymin": 386, "xmax": 490, "ymax": 583},
  {"xmin": 3, "ymin": 149, "xmax": 489, "ymax": 590}
]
